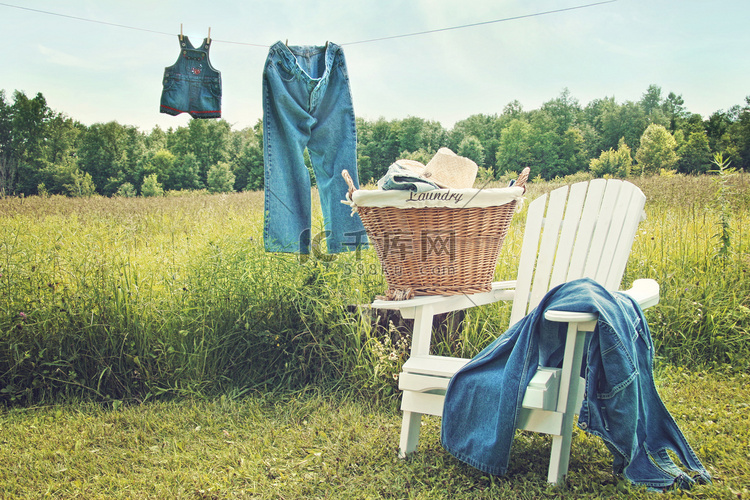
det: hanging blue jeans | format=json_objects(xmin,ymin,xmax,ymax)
[{"xmin": 262, "ymin": 41, "xmax": 367, "ymax": 254}]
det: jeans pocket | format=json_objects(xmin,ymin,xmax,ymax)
[
  {"xmin": 207, "ymin": 79, "xmax": 222, "ymax": 99},
  {"xmin": 162, "ymin": 73, "xmax": 180, "ymax": 93},
  {"xmin": 272, "ymin": 61, "xmax": 297, "ymax": 82},
  {"xmin": 596, "ymin": 367, "xmax": 637, "ymax": 399}
]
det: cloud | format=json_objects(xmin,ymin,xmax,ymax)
[{"xmin": 37, "ymin": 44, "xmax": 102, "ymax": 70}]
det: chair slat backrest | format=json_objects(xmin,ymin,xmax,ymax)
[{"xmin": 509, "ymin": 179, "xmax": 646, "ymax": 326}]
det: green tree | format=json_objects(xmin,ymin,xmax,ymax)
[
  {"xmin": 62, "ymin": 168, "xmax": 96, "ymax": 197},
  {"xmin": 0, "ymin": 91, "xmax": 16, "ymax": 196},
  {"xmin": 676, "ymin": 130, "xmax": 712, "ymax": 174},
  {"xmin": 1, "ymin": 91, "xmax": 53, "ymax": 195},
  {"xmin": 519, "ymin": 109, "xmax": 582, "ymax": 179},
  {"xmin": 589, "ymin": 138, "xmax": 633, "ymax": 178},
  {"xmin": 496, "ymin": 119, "xmax": 533, "ymax": 177},
  {"xmin": 43, "ymin": 114, "xmax": 83, "ymax": 166},
  {"xmin": 635, "ymin": 124, "xmax": 679, "ymax": 175},
  {"xmin": 732, "ymin": 96, "xmax": 750, "ymax": 170},
  {"xmin": 449, "ymin": 114, "xmax": 503, "ymax": 168},
  {"xmin": 167, "ymin": 153, "xmax": 202, "ymax": 191},
  {"xmin": 0, "ymin": 97, "xmax": 82, "ymax": 196},
  {"xmin": 207, "ymin": 161, "xmax": 236, "ymax": 194},
  {"xmin": 662, "ymin": 92, "xmax": 687, "ymax": 133},
  {"xmin": 168, "ymin": 119, "xmax": 231, "ymax": 183},
  {"xmin": 704, "ymin": 109, "xmax": 738, "ymax": 160},
  {"xmin": 357, "ymin": 117, "xmax": 400, "ymax": 182},
  {"xmin": 77, "ymin": 121, "xmax": 144, "ymax": 195},
  {"xmin": 457, "ymin": 135, "xmax": 485, "ymax": 167},
  {"xmin": 527, "ymin": 121, "xmax": 562, "ymax": 178},
  {"xmin": 398, "ymin": 116, "xmax": 426, "ymax": 154},
  {"xmin": 502, "ymin": 100, "xmax": 524, "ymax": 119},
  {"xmin": 116, "ymin": 182, "xmax": 137, "ymax": 197},
  {"xmin": 356, "ymin": 153, "xmax": 373, "ymax": 185},
  {"xmin": 541, "ymin": 88, "xmax": 581, "ymax": 135},
  {"xmin": 145, "ymin": 125, "xmax": 167, "ymax": 151},
  {"xmin": 600, "ymin": 100, "xmax": 650, "ymax": 155},
  {"xmin": 148, "ymin": 149, "xmax": 175, "ymax": 184},
  {"xmin": 559, "ymin": 127, "xmax": 589, "ymax": 175},
  {"xmin": 640, "ymin": 84, "xmax": 663, "ymax": 117},
  {"xmin": 398, "ymin": 149, "xmax": 433, "ymax": 165},
  {"xmin": 581, "ymin": 96, "xmax": 614, "ymax": 154},
  {"xmin": 230, "ymin": 123, "xmax": 264, "ymax": 191},
  {"xmin": 419, "ymin": 119, "xmax": 449, "ymax": 154},
  {"xmin": 140, "ymin": 173, "xmax": 163, "ymax": 197}
]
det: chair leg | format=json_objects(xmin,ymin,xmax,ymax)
[
  {"xmin": 547, "ymin": 326, "xmax": 589, "ymax": 483},
  {"xmin": 547, "ymin": 424, "xmax": 574, "ymax": 483},
  {"xmin": 398, "ymin": 410, "xmax": 422, "ymax": 458}
]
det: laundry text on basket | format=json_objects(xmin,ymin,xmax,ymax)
[{"xmin": 405, "ymin": 190, "xmax": 464, "ymax": 204}]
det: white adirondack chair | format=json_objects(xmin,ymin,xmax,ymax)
[{"xmin": 371, "ymin": 178, "xmax": 660, "ymax": 484}]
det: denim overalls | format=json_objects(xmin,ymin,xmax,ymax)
[
  {"xmin": 442, "ymin": 279, "xmax": 711, "ymax": 490},
  {"xmin": 262, "ymin": 41, "xmax": 367, "ymax": 254},
  {"xmin": 160, "ymin": 35, "xmax": 221, "ymax": 119}
]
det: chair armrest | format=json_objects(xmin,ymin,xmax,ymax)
[
  {"xmin": 543, "ymin": 310, "xmax": 598, "ymax": 324},
  {"xmin": 621, "ymin": 278, "xmax": 660, "ymax": 309},
  {"xmin": 543, "ymin": 278, "xmax": 659, "ymax": 324},
  {"xmin": 371, "ymin": 280, "xmax": 517, "ymax": 317}
]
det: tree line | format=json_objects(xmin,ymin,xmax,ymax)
[{"xmin": 1, "ymin": 85, "xmax": 749, "ymax": 197}]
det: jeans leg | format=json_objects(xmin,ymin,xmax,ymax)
[
  {"xmin": 307, "ymin": 46, "xmax": 368, "ymax": 254},
  {"xmin": 262, "ymin": 47, "xmax": 316, "ymax": 254}
]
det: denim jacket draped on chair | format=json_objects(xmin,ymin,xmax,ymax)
[{"xmin": 441, "ymin": 278, "xmax": 710, "ymax": 489}]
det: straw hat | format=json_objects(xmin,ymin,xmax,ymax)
[{"xmin": 420, "ymin": 148, "xmax": 478, "ymax": 189}]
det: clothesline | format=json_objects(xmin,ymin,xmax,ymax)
[{"xmin": 0, "ymin": 0, "xmax": 617, "ymax": 48}]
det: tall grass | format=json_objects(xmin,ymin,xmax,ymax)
[
  {"xmin": 1, "ymin": 173, "xmax": 748, "ymax": 406},
  {"xmin": 0, "ymin": 192, "xmax": 383, "ymax": 405},
  {"xmin": 631, "ymin": 170, "xmax": 750, "ymax": 371}
]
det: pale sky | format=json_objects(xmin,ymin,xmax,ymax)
[{"xmin": 2, "ymin": 0, "xmax": 748, "ymax": 132}]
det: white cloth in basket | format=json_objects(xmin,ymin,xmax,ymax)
[{"xmin": 343, "ymin": 186, "xmax": 525, "ymax": 209}]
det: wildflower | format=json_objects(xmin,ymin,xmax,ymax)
[{"xmin": 18, "ymin": 312, "xmax": 27, "ymax": 321}]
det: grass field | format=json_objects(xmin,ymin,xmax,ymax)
[
  {"xmin": 0, "ymin": 368, "xmax": 748, "ymax": 499},
  {"xmin": 1, "ymin": 172, "xmax": 749, "ymax": 497}
]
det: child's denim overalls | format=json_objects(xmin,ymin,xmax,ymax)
[{"xmin": 160, "ymin": 35, "xmax": 221, "ymax": 119}]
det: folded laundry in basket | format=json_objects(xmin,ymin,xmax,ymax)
[
  {"xmin": 377, "ymin": 148, "xmax": 480, "ymax": 192},
  {"xmin": 377, "ymin": 160, "xmax": 441, "ymax": 192}
]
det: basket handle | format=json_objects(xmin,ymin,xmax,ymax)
[
  {"xmin": 342, "ymin": 169, "xmax": 356, "ymax": 199},
  {"xmin": 515, "ymin": 167, "xmax": 531, "ymax": 192}
]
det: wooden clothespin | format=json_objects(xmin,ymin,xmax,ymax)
[
  {"xmin": 285, "ymin": 39, "xmax": 289, "ymax": 47},
  {"xmin": 208, "ymin": 27, "xmax": 211, "ymax": 43},
  {"xmin": 180, "ymin": 23, "xmax": 184, "ymax": 42}
]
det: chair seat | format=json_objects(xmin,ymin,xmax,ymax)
[
  {"xmin": 400, "ymin": 356, "xmax": 565, "ymax": 414},
  {"xmin": 402, "ymin": 355, "xmax": 469, "ymax": 378}
]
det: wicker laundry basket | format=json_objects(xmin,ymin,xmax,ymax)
[{"xmin": 343, "ymin": 167, "xmax": 529, "ymax": 300}]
